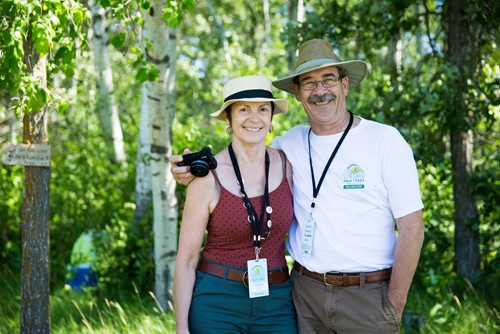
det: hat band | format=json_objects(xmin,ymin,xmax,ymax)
[
  {"xmin": 224, "ymin": 89, "xmax": 274, "ymax": 102},
  {"xmin": 294, "ymin": 58, "xmax": 341, "ymax": 74}
]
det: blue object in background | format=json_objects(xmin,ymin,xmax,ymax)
[
  {"xmin": 65, "ymin": 231, "xmax": 98, "ymax": 291},
  {"xmin": 66, "ymin": 262, "xmax": 98, "ymax": 291}
]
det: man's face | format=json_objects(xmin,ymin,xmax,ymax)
[{"xmin": 293, "ymin": 66, "xmax": 349, "ymax": 129}]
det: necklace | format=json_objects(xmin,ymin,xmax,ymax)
[{"xmin": 228, "ymin": 144, "xmax": 272, "ymax": 249}]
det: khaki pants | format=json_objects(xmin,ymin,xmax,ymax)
[{"xmin": 291, "ymin": 269, "xmax": 400, "ymax": 334}]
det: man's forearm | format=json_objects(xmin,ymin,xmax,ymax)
[{"xmin": 388, "ymin": 210, "xmax": 424, "ymax": 317}]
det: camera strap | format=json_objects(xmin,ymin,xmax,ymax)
[{"xmin": 228, "ymin": 143, "xmax": 271, "ymax": 250}]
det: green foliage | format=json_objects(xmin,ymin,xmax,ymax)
[
  {"xmin": 46, "ymin": 47, "xmax": 156, "ymax": 292},
  {"xmin": 0, "ymin": 1, "xmax": 499, "ymax": 331},
  {"xmin": 472, "ymin": 114, "xmax": 500, "ymax": 283},
  {"xmin": 0, "ymin": 0, "xmax": 88, "ymax": 113},
  {"xmin": 1, "ymin": 0, "xmax": 200, "ymax": 295},
  {"xmin": 0, "ymin": 164, "xmax": 23, "ymax": 270},
  {"xmin": 413, "ymin": 161, "xmax": 457, "ymax": 297},
  {"xmin": 162, "ymin": 0, "xmax": 196, "ymax": 26}
]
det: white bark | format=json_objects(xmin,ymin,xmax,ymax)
[
  {"xmin": 135, "ymin": 84, "xmax": 153, "ymax": 222},
  {"xmin": 142, "ymin": 0, "xmax": 178, "ymax": 312},
  {"xmin": 10, "ymin": 115, "xmax": 18, "ymax": 144},
  {"xmin": 384, "ymin": 27, "xmax": 403, "ymax": 93},
  {"xmin": 287, "ymin": 0, "xmax": 305, "ymax": 70},
  {"xmin": 0, "ymin": 95, "xmax": 17, "ymax": 145},
  {"xmin": 297, "ymin": 0, "xmax": 304, "ymax": 22},
  {"xmin": 91, "ymin": 2, "xmax": 126, "ymax": 164}
]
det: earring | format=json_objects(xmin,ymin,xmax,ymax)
[
  {"xmin": 269, "ymin": 125, "xmax": 273, "ymax": 134},
  {"xmin": 227, "ymin": 126, "xmax": 232, "ymax": 133}
]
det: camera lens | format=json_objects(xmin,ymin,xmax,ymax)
[{"xmin": 190, "ymin": 160, "xmax": 210, "ymax": 177}]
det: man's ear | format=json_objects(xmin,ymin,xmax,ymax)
[
  {"xmin": 342, "ymin": 76, "xmax": 349, "ymax": 95},
  {"xmin": 293, "ymin": 84, "xmax": 302, "ymax": 102}
]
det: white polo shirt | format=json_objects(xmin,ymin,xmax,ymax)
[{"xmin": 273, "ymin": 117, "xmax": 423, "ymax": 273}]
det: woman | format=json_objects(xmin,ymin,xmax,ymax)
[{"xmin": 174, "ymin": 76, "xmax": 297, "ymax": 334}]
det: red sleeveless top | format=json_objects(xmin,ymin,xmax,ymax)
[{"xmin": 201, "ymin": 156, "xmax": 293, "ymax": 269}]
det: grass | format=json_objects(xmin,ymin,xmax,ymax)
[
  {"xmin": 1, "ymin": 268, "xmax": 498, "ymax": 333},
  {"xmin": 402, "ymin": 279, "xmax": 499, "ymax": 333},
  {"xmin": 0, "ymin": 270, "xmax": 175, "ymax": 334}
]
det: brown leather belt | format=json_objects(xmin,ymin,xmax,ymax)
[
  {"xmin": 197, "ymin": 259, "xmax": 289, "ymax": 286},
  {"xmin": 293, "ymin": 262, "xmax": 391, "ymax": 287}
]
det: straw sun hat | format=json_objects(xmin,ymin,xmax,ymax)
[
  {"xmin": 273, "ymin": 39, "xmax": 369, "ymax": 94},
  {"xmin": 211, "ymin": 75, "xmax": 287, "ymax": 120}
]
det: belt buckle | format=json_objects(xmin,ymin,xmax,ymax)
[
  {"xmin": 323, "ymin": 271, "xmax": 341, "ymax": 286},
  {"xmin": 242, "ymin": 271, "xmax": 248, "ymax": 287},
  {"xmin": 323, "ymin": 273, "xmax": 333, "ymax": 286}
]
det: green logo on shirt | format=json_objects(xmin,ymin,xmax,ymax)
[{"xmin": 343, "ymin": 164, "xmax": 365, "ymax": 189}]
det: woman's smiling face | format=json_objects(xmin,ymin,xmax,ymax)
[{"xmin": 229, "ymin": 101, "xmax": 273, "ymax": 145}]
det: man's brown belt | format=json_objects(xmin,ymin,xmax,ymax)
[
  {"xmin": 293, "ymin": 262, "xmax": 391, "ymax": 287},
  {"xmin": 198, "ymin": 259, "xmax": 289, "ymax": 286}
]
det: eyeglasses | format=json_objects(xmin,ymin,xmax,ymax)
[{"xmin": 299, "ymin": 76, "xmax": 342, "ymax": 90}]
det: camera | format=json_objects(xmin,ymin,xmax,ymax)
[{"xmin": 177, "ymin": 147, "xmax": 217, "ymax": 177}]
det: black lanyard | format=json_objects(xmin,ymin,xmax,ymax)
[
  {"xmin": 228, "ymin": 143, "xmax": 271, "ymax": 248},
  {"xmin": 308, "ymin": 111, "xmax": 354, "ymax": 209}
]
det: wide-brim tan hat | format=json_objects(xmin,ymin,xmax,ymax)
[
  {"xmin": 211, "ymin": 75, "xmax": 287, "ymax": 120},
  {"xmin": 273, "ymin": 39, "xmax": 369, "ymax": 93}
]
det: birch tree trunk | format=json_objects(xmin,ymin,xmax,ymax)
[
  {"xmin": 91, "ymin": 1, "xmax": 126, "ymax": 164},
  {"xmin": 445, "ymin": 0, "xmax": 481, "ymax": 285},
  {"xmin": 287, "ymin": 0, "xmax": 304, "ymax": 70},
  {"xmin": 20, "ymin": 38, "xmax": 51, "ymax": 334},
  {"xmin": 142, "ymin": 0, "xmax": 178, "ymax": 311},
  {"xmin": 0, "ymin": 93, "xmax": 17, "ymax": 145},
  {"xmin": 134, "ymin": 84, "xmax": 153, "ymax": 222}
]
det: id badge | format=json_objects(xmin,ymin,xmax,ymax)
[
  {"xmin": 300, "ymin": 214, "xmax": 315, "ymax": 257},
  {"xmin": 247, "ymin": 258, "xmax": 269, "ymax": 298}
]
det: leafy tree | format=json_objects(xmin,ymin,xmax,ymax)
[
  {"xmin": 0, "ymin": 0, "xmax": 88, "ymax": 331},
  {"xmin": 0, "ymin": 2, "xmax": 497, "ymax": 331},
  {"xmin": 89, "ymin": 0, "xmax": 127, "ymax": 164}
]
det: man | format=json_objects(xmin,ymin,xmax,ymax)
[{"xmin": 171, "ymin": 39, "xmax": 424, "ymax": 333}]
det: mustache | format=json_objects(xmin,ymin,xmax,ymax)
[{"xmin": 307, "ymin": 93, "xmax": 337, "ymax": 104}]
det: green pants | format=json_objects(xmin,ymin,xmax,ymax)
[{"xmin": 189, "ymin": 270, "xmax": 297, "ymax": 334}]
